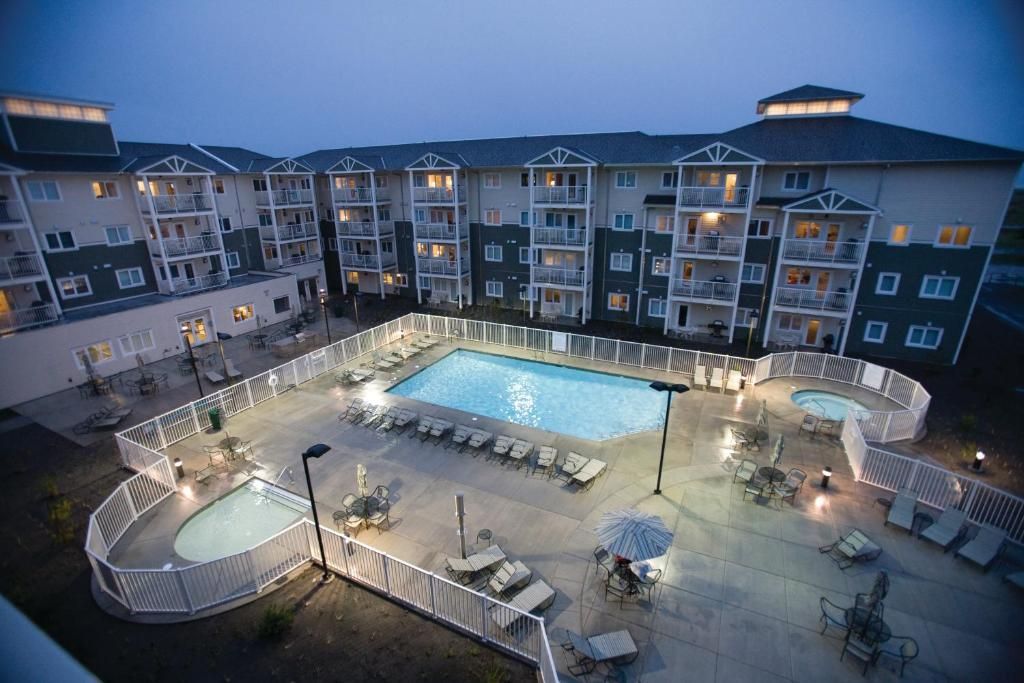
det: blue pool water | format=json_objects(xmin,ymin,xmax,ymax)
[
  {"xmin": 387, "ymin": 350, "xmax": 667, "ymax": 440},
  {"xmin": 791, "ymin": 390, "xmax": 869, "ymax": 421}
]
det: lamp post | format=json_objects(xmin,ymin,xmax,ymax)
[
  {"xmin": 973, "ymin": 450, "xmax": 985, "ymax": 472},
  {"xmin": 745, "ymin": 311, "xmax": 759, "ymax": 357},
  {"xmin": 821, "ymin": 466, "xmax": 833, "ymax": 489},
  {"xmin": 302, "ymin": 443, "xmax": 333, "ymax": 584},
  {"xmin": 216, "ymin": 332, "xmax": 232, "ymax": 383},
  {"xmin": 649, "ymin": 381, "xmax": 690, "ymax": 495},
  {"xmin": 319, "ymin": 289, "xmax": 332, "ymax": 345},
  {"xmin": 181, "ymin": 323, "xmax": 204, "ymax": 398},
  {"xmin": 351, "ymin": 293, "xmax": 361, "ymax": 333}
]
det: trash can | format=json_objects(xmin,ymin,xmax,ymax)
[{"xmin": 208, "ymin": 407, "xmax": 222, "ymax": 431}]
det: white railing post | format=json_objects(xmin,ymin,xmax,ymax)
[
  {"xmin": 245, "ymin": 378, "xmax": 254, "ymax": 407},
  {"xmin": 175, "ymin": 569, "xmax": 196, "ymax": 615},
  {"xmin": 190, "ymin": 403, "xmax": 202, "ymax": 435},
  {"xmin": 122, "ymin": 485, "xmax": 139, "ymax": 522},
  {"xmin": 962, "ymin": 483, "xmax": 980, "ymax": 515},
  {"xmin": 615, "ymin": 340, "xmax": 621, "ymax": 364},
  {"xmin": 383, "ymin": 555, "xmax": 391, "ymax": 594},
  {"xmin": 428, "ymin": 575, "xmax": 437, "ymax": 616},
  {"xmin": 481, "ymin": 595, "xmax": 489, "ymax": 644},
  {"xmin": 154, "ymin": 420, "xmax": 168, "ymax": 451}
]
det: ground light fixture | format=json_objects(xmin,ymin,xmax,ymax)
[
  {"xmin": 821, "ymin": 466, "xmax": 833, "ymax": 489},
  {"xmin": 302, "ymin": 443, "xmax": 333, "ymax": 583},
  {"xmin": 649, "ymin": 381, "xmax": 690, "ymax": 495},
  {"xmin": 180, "ymin": 323, "xmax": 204, "ymax": 398},
  {"xmin": 173, "ymin": 458, "xmax": 185, "ymax": 479},
  {"xmin": 319, "ymin": 289, "xmax": 332, "ymax": 345},
  {"xmin": 974, "ymin": 450, "xmax": 985, "ymax": 471}
]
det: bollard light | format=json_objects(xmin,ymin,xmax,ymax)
[
  {"xmin": 973, "ymin": 451, "xmax": 985, "ymax": 471},
  {"xmin": 174, "ymin": 458, "xmax": 185, "ymax": 479},
  {"xmin": 821, "ymin": 466, "xmax": 832, "ymax": 489}
]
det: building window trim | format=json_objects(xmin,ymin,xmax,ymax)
[
  {"xmin": 91, "ymin": 180, "xmax": 120, "ymax": 200},
  {"xmin": 648, "ymin": 298, "xmax": 667, "ymax": 318},
  {"xmin": 57, "ymin": 274, "xmax": 92, "ymax": 299},
  {"xmin": 919, "ymin": 275, "xmax": 959, "ymax": 300},
  {"xmin": 226, "ymin": 251, "xmax": 241, "ymax": 269},
  {"xmin": 863, "ymin": 321, "xmax": 888, "ymax": 344},
  {"xmin": 741, "ymin": 263, "xmax": 766, "ymax": 284},
  {"xmin": 118, "ymin": 330, "xmax": 155, "ymax": 355},
  {"xmin": 484, "ymin": 244, "xmax": 503, "ymax": 262},
  {"xmin": 747, "ymin": 219, "xmax": 772, "ymax": 238},
  {"xmin": 25, "ymin": 180, "xmax": 62, "ymax": 202},
  {"xmin": 905, "ymin": 325, "xmax": 943, "ymax": 349},
  {"xmin": 888, "ymin": 223, "xmax": 911, "ymax": 246},
  {"xmin": 483, "ymin": 173, "xmax": 501, "ymax": 189},
  {"xmin": 651, "ymin": 257, "xmax": 671, "ymax": 277},
  {"xmin": 609, "ymin": 252, "xmax": 633, "ymax": 272},
  {"xmin": 485, "ymin": 280, "xmax": 503, "ymax": 298},
  {"xmin": 781, "ymin": 171, "xmax": 811, "ymax": 192},
  {"xmin": 612, "ymin": 213, "xmax": 635, "ymax": 231},
  {"xmin": 72, "ymin": 340, "xmax": 114, "ymax": 369},
  {"xmin": 104, "ymin": 225, "xmax": 133, "ymax": 246},
  {"xmin": 484, "ymin": 209, "xmax": 502, "ymax": 226},
  {"xmin": 875, "ymin": 272, "xmax": 900, "ymax": 296},
  {"xmin": 44, "ymin": 230, "xmax": 77, "ymax": 252},
  {"xmin": 615, "ymin": 171, "xmax": 638, "ymax": 189},
  {"xmin": 607, "ymin": 292, "xmax": 630, "ymax": 311},
  {"xmin": 115, "ymin": 267, "xmax": 145, "ymax": 290},
  {"xmin": 934, "ymin": 224, "xmax": 973, "ymax": 249}
]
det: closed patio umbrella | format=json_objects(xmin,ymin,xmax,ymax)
[
  {"xmin": 357, "ymin": 464, "xmax": 368, "ymax": 498},
  {"xmin": 594, "ymin": 509, "xmax": 672, "ymax": 562},
  {"xmin": 771, "ymin": 434, "xmax": 785, "ymax": 469}
]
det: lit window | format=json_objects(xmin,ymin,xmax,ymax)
[
  {"xmin": 26, "ymin": 180, "xmax": 61, "ymax": 201},
  {"xmin": 58, "ymin": 104, "xmax": 83, "ymax": 120},
  {"xmin": 72, "ymin": 341, "xmax": 113, "ymax": 369},
  {"xmin": 888, "ymin": 224, "xmax": 911, "ymax": 246},
  {"xmin": 648, "ymin": 298, "xmax": 667, "ymax": 317},
  {"xmin": 786, "ymin": 268, "xmax": 812, "ymax": 286},
  {"xmin": 615, "ymin": 171, "xmax": 637, "ymax": 189},
  {"xmin": 91, "ymin": 180, "xmax": 119, "ymax": 199},
  {"xmin": 485, "ymin": 281, "xmax": 503, "ymax": 297},
  {"xmin": 484, "ymin": 245, "xmax": 503, "ymax": 262},
  {"xmin": 741, "ymin": 264, "xmax": 765, "ymax": 283},
  {"xmin": 484, "ymin": 210, "xmax": 501, "ymax": 226},
  {"xmin": 875, "ymin": 272, "xmax": 900, "ymax": 295},
  {"xmin": 906, "ymin": 325, "xmax": 942, "ymax": 349},
  {"xmin": 213, "ymin": 179, "xmax": 226, "ymax": 194},
  {"xmin": 45, "ymin": 231, "xmax": 76, "ymax": 251},
  {"xmin": 863, "ymin": 321, "xmax": 887, "ymax": 344},
  {"xmin": 226, "ymin": 252, "xmax": 241, "ymax": 268},
  {"xmin": 33, "ymin": 101, "xmax": 59, "ymax": 118},
  {"xmin": 936, "ymin": 225, "xmax": 972, "ymax": 248},
  {"xmin": 608, "ymin": 293, "xmax": 630, "ymax": 311},
  {"xmin": 395, "ymin": 273, "xmax": 408, "ymax": 287},
  {"xmin": 346, "ymin": 271, "xmax": 359, "ymax": 284},
  {"xmin": 613, "ymin": 214, "xmax": 634, "ymax": 231},
  {"xmin": 4, "ymin": 98, "xmax": 34, "ymax": 115},
  {"xmin": 115, "ymin": 267, "xmax": 145, "ymax": 289},
  {"xmin": 783, "ymin": 172, "xmax": 810, "ymax": 191},
  {"xmin": 483, "ymin": 173, "xmax": 501, "ymax": 189},
  {"xmin": 793, "ymin": 221, "xmax": 819, "ymax": 239},
  {"xmin": 919, "ymin": 275, "xmax": 958, "ymax": 300},
  {"xmin": 765, "ymin": 100, "xmax": 850, "ymax": 117},
  {"xmin": 232, "ymin": 303, "xmax": 255, "ymax": 323},
  {"xmin": 82, "ymin": 107, "xmax": 107, "ymax": 122},
  {"xmin": 651, "ymin": 257, "xmax": 671, "ymax": 276},
  {"xmin": 118, "ymin": 330, "xmax": 154, "ymax": 355},
  {"xmin": 58, "ymin": 275, "xmax": 91, "ymax": 299},
  {"xmin": 104, "ymin": 225, "xmax": 132, "ymax": 245},
  {"xmin": 655, "ymin": 216, "xmax": 674, "ymax": 232},
  {"xmin": 748, "ymin": 219, "xmax": 771, "ymax": 238},
  {"xmin": 609, "ymin": 253, "xmax": 633, "ymax": 272}
]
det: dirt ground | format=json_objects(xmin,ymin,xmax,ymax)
[{"xmin": 0, "ymin": 419, "xmax": 533, "ymax": 682}]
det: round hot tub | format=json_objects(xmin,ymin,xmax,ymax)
[{"xmin": 791, "ymin": 389, "xmax": 870, "ymax": 421}]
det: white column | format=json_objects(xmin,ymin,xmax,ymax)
[
  {"xmin": 265, "ymin": 172, "xmax": 282, "ymax": 270},
  {"xmin": 762, "ymin": 211, "xmax": 791, "ymax": 348},
  {"xmin": 838, "ymin": 213, "xmax": 875, "ymax": 357},
  {"xmin": 729, "ymin": 164, "xmax": 761, "ymax": 344},
  {"xmin": 411, "ymin": 171, "xmax": 422, "ymax": 305},
  {"xmin": 332, "ymin": 174, "xmax": 348, "ymax": 296},
  {"xmin": 453, "ymin": 170, "xmax": 463, "ymax": 309},
  {"xmin": 11, "ymin": 175, "xmax": 63, "ymax": 315},
  {"xmin": 664, "ymin": 164, "xmax": 685, "ymax": 335},
  {"xmin": 369, "ymin": 171, "xmax": 385, "ymax": 299},
  {"xmin": 142, "ymin": 175, "xmax": 174, "ymax": 293},
  {"xmin": 528, "ymin": 166, "xmax": 535, "ymax": 319},
  {"xmin": 581, "ymin": 165, "xmax": 592, "ymax": 325},
  {"xmin": 203, "ymin": 175, "xmax": 230, "ymax": 282}
]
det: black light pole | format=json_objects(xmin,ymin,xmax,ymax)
[
  {"xmin": 650, "ymin": 381, "xmax": 690, "ymax": 495},
  {"xmin": 216, "ymin": 332, "xmax": 232, "ymax": 383},
  {"xmin": 181, "ymin": 323, "xmax": 204, "ymax": 398},
  {"xmin": 302, "ymin": 443, "xmax": 333, "ymax": 584},
  {"xmin": 352, "ymin": 293, "xmax": 361, "ymax": 333},
  {"xmin": 319, "ymin": 289, "xmax": 332, "ymax": 345}
]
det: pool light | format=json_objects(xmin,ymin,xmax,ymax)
[
  {"xmin": 302, "ymin": 443, "xmax": 333, "ymax": 583},
  {"xmin": 821, "ymin": 466, "xmax": 832, "ymax": 489},
  {"xmin": 973, "ymin": 451, "xmax": 985, "ymax": 471},
  {"xmin": 173, "ymin": 458, "xmax": 185, "ymax": 479},
  {"xmin": 649, "ymin": 381, "xmax": 690, "ymax": 495}
]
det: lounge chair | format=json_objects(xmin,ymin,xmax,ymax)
[
  {"xmin": 394, "ymin": 409, "xmax": 417, "ymax": 431},
  {"xmin": 486, "ymin": 560, "xmax": 532, "ymax": 597},
  {"xmin": 448, "ymin": 424, "xmax": 473, "ymax": 450},
  {"xmin": 383, "ymin": 353, "xmax": 405, "ymax": 365},
  {"xmin": 205, "ymin": 370, "xmax": 225, "ymax": 384},
  {"xmin": 334, "ymin": 370, "xmax": 356, "ymax": 385},
  {"xmin": 560, "ymin": 451, "xmax": 589, "ymax": 480},
  {"xmin": 376, "ymin": 406, "xmax": 402, "ymax": 432},
  {"xmin": 507, "ymin": 440, "xmax": 534, "ymax": 469},
  {"xmin": 415, "ymin": 417, "xmax": 436, "ymax": 440},
  {"xmin": 775, "ymin": 468, "xmax": 807, "ymax": 506},
  {"xmin": 413, "ymin": 337, "xmax": 438, "ymax": 349},
  {"xmin": 733, "ymin": 459, "xmax": 757, "ymax": 484},
  {"xmin": 573, "ymin": 459, "xmax": 607, "ymax": 490},
  {"xmin": 919, "ymin": 506, "xmax": 967, "ymax": 551},
  {"xmin": 348, "ymin": 401, "xmax": 373, "ymax": 423},
  {"xmin": 535, "ymin": 445, "xmax": 557, "ymax": 477},
  {"xmin": 398, "ymin": 346, "xmax": 420, "ymax": 359},
  {"xmin": 885, "ymin": 488, "xmax": 918, "ymax": 533},
  {"xmin": 954, "ymin": 525, "xmax": 1007, "ymax": 571},
  {"xmin": 444, "ymin": 545, "xmax": 507, "ymax": 584},
  {"xmin": 709, "ymin": 367, "xmax": 725, "ymax": 392},
  {"xmin": 560, "ymin": 630, "xmax": 639, "ymax": 676},
  {"xmin": 492, "ymin": 434, "xmax": 515, "ymax": 457},
  {"xmin": 340, "ymin": 398, "xmax": 365, "ymax": 421},
  {"xmin": 350, "ymin": 368, "xmax": 375, "ymax": 382},
  {"xmin": 429, "ymin": 420, "xmax": 453, "ymax": 443},
  {"xmin": 726, "ymin": 369, "xmax": 742, "ymax": 393},
  {"xmin": 693, "ymin": 365, "xmax": 708, "ymax": 390},
  {"xmin": 819, "ymin": 528, "xmax": 883, "ymax": 570},
  {"xmin": 490, "ymin": 581, "xmax": 556, "ymax": 629},
  {"xmin": 224, "ymin": 359, "xmax": 243, "ymax": 380},
  {"xmin": 360, "ymin": 404, "xmax": 387, "ymax": 427},
  {"xmin": 466, "ymin": 430, "xmax": 492, "ymax": 456},
  {"xmin": 799, "ymin": 414, "xmax": 820, "ymax": 436},
  {"xmin": 194, "ymin": 449, "xmax": 230, "ymax": 483}
]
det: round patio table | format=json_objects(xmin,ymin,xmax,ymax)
[
  {"xmin": 218, "ymin": 436, "xmax": 241, "ymax": 454},
  {"xmin": 757, "ymin": 467, "xmax": 786, "ymax": 483},
  {"xmin": 845, "ymin": 607, "xmax": 891, "ymax": 644}
]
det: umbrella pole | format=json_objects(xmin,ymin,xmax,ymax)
[{"xmin": 654, "ymin": 392, "xmax": 673, "ymax": 495}]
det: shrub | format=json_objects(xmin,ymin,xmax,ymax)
[
  {"xmin": 41, "ymin": 476, "xmax": 60, "ymax": 499},
  {"xmin": 48, "ymin": 497, "xmax": 75, "ymax": 544},
  {"xmin": 958, "ymin": 414, "xmax": 977, "ymax": 433},
  {"xmin": 258, "ymin": 604, "xmax": 294, "ymax": 640}
]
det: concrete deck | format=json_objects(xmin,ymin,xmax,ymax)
[{"xmin": 111, "ymin": 335, "xmax": 1024, "ymax": 682}]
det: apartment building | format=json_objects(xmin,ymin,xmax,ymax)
[{"xmin": 301, "ymin": 86, "xmax": 1020, "ymax": 365}]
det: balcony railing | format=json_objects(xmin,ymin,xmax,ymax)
[
  {"xmin": 0, "ymin": 199, "xmax": 27, "ymax": 224},
  {"xmin": 677, "ymin": 186, "xmax": 749, "ymax": 209},
  {"xmin": 0, "ymin": 303, "xmax": 59, "ymax": 333},
  {"xmin": 413, "ymin": 222, "xmax": 468, "ymax": 241},
  {"xmin": 336, "ymin": 221, "xmax": 395, "ymax": 237},
  {"xmin": 260, "ymin": 222, "xmax": 319, "ymax": 242},
  {"xmin": 782, "ymin": 239, "xmax": 863, "ymax": 265},
  {"xmin": 342, "ymin": 253, "xmax": 396, "ymax": 270},
  {"xmin": 270, "ymin": 253, "xmax": 322, "ymax": 269},
  {"xmin": 159, "ymin": 234, "xmax": 220, "ymax": 258},
  {"xmin": 170, "ymin": 271, "xmax": 228, "ymax": 295},
  {"xmin": 144, "ymin": 194, "xmax": 214, "ymax": 215},
  {"xmin": 774, "ymin": 287, "xmax": 852, "ymax": 314},
  {"xmin": 332, "ymin": 187, "xmax": 390, "ymax": 203},
  {"xmin": 0, "ymin": 254, "xmax": 44, "ymax": 280},
  {"xmin": 412, "ymin": 186, "xmax": 466, "ymax": 204},
  {"xmin": 416, "ymin": 257, "xmax": 468, "ymax": 276},
  {"xmin": 255, "ymin": 188, "xmax": 314, "ymax": 207},
  {"xmin": 532, "ymin": 186, "xmax": 587, "ymax": 205},
  {"xmin": 674, "ymin": 234, "xmax": 743, "ymax": 258},
  {"xmin": 532, "ymin": 227, "xmax": 588, "ymax": 247},
  {"xmin": 670, "ymin": 279, "xmax": 737, "ymax": 302},
  {"xmin": 532, "ymin": 266, "xmax": 585, "ymax": 287}
]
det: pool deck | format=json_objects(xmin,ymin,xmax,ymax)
[{"xmin": 113, "ymin": 335, "xmax": 1024, "ymax": 682}]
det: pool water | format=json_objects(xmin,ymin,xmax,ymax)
[
  {"xmin": 791, "ymin": 390, "xmax": 870, "ymax": 421},
  {"xmin": 387, "ymin": 350, "xmax": 667, "ymax": 440},
  {"xmin": 174, "ymin": 479, "xmax": 310, "ymax": 562}
]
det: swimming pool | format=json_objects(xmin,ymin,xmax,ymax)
[
  {"xmin": 791, "ymin": 390, "xmax": 870, "ymax": 421},
  {"xmin": 387, "ymin": 350, "xmax": 667, "ymax": 440},
  {"xmin": 174, "ymin": 479, "xmax": 310, "ymax": 563}
]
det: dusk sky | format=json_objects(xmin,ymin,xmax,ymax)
[{"xmin": 1, "ymin": 0, "xmax": 1022, "ymax": 165}]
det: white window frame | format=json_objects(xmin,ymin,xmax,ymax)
[
  {"xmin": 863, "ymin": 321, "xmax": 888, "ymax": 344},
  {"xmin": 232, "ymin": 303, "xmax": 255, "ymax": 323},
  {"xmin": 483, "ymin": 173, "xmax": 501, "ymax": 189},
  {"xmin": 484, "ymin": 244, "xmax": 503, "ymax": 262},
  {"xmin": 115, "ymin": 267, "xmax": 145, "ymax": 289},
  {"xmin": 609, "ymin": 252, "xmax": 633, "ymax": 272},
  {"xmin": 781, "ymin": 171, "xmax": 810, "ymax": 191},
  {"xmin": 418, "ymin": 275, "xmax": 431, "ymax": 290},
  {"xmin": 44, "ymin": 230, "xmax": 76, "ymax": 252},
  {"xmin": 519, "ymin": 211, "xmax": 530, "ymax": 227},
  {"xmin": 648, "ymin": 298, "xmax": 667, "ymax": 318},
  {"xmin": 607, "ymin": 293, "xmax": 630, "ymax": 311},
  {"xmin": 747, "ymin": 219, "xmax": 772, "ymax": 238},
  {"xmin": 934, "ymin": 224, "xmax": 973, "ymax": 249},
  {"xmin": 226, "ymin": 251, "xmax": 241, "ymax": 268},
  {"xmin": 485, "ymin": 280, "xmax": 503, "ymax": 298},
  {"xmin": 651, "ymin": 257, "xmax": 671, "ymax": 277},
  {"xmin": 919, "ymin": 275, "xmax": 959, "ymax": 300},
  {"xmin": 484, "ymin": 209, "xmax": 502, "ymax": 226},
  {"xmin": 72, "ymin": 340, "xmax": 114, "ymax": 369},
  {"xmin": 777, "ymin": 313, "xmax": 803, "ymax": 332},
  {"xmin": 104, "ymin": 225, "xmax": 132, "ymax": 246},
  {"xmin": 57, "ymin": 275, "xmax": 92, "ymax": 299},
  {"xmin": 887, "ymin": 223, "xmax": 911, "ymax": 246},
  {"xmin": 91, "ymin": 180, "xmax": 120, "ymax": 200},
  {"xmin": 741, "ymin": 264, "xmax": 766, "ymax": 284},
  {"xmin": 905, "ymin": 325, "xmax": 943, "ymax": 349},
  {"xmin": 25, "ymin": 180, "xmax": 61, "ymax": 202},
  {"xmin": 519, "ymin": 247, "xmax": 533, "ymax": 264},
  {"xmin": 613, "ymin": 213, "xmax": 635, "ymax": 231},
  {"xmin": 660, "ymin": 171, "xmax": 678, "ymax": 189},
  {"xmin": 219, "ymin": 216, "xmax": 232, "ymax": 232},
  {"xmin": 735, "ymin": 308, "xmax": 756, "ymax": 327},
  {"xmin": 118, "ymin": 329, "xmax": 155, "ymax": 355},
  {"xmin": 875, "ymin": 272, "xmax": 900, "ymax": 296},
  {"xmin": 213, "ymin": 179, "xmax": 226, "ymax": 194},
  {"xmin": 519, "ymin": 285, "xmax": 537, "ymax": 301},
  {"xmin": 615, "ymin": 171, "xmax": 637, "ymax": 189},
  {"xmin": 654, "ymin": 215, "xmax": 674, "ymax": 233}
]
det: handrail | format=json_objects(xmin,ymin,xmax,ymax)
[
  {"xmin": 674, "ymin": 234, "xmax": 743, "ymax": 257},
  {"xmin": 532, "ymin": 185, "xmax": 587, "ymax": 204},
  {"xmin": 670, "ymin": 278, "xmax": 736, "ymax": 301},
  {"xmin": 678, "ymin": 185, "xmax": 748, "ymax": 208},
  {"xmin": 0, "ymin": 303, "xmax": 59, "ymax": 332},
  {"xmin": 0, "ymin": 253, "xmax": 43, "ymax": 280}
]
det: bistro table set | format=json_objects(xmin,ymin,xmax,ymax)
[
  {"xmin": 592, "ymin": 509, "xmax": 670, "ymax": 606},
  {"xmin": 333, "ymin": 485, "xmax": 391, "ymax": 536}
]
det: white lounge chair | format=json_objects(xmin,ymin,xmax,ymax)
[
  {"xmin": 340, "ymin": 398, "xmax": 365, "ymax": 421},
  {"xmin": 693, "ymin": 365, "xmax": 708, "ymax": 390},
  {"xmin": 885, "ymin": 488, "xmax": 918, "ymax": 533},
  {"xmin": 955, "ymin": 525, "xmax": 1007, "ymax": 571},
  {"xmin": 383, "ymin": 353, "xmax": 405, "ymax": 365},
  {"xmin": 444, "ymin": 545, "xmax": 506, "ymax": 584},
  {"xmin": 573, "ymin": 459, "xmax": 607, "ymax": 490},
  {"xmin": 919, "ymin": 506, "xmax": 967, "ymax": 551},
  {"xmin": 372, "ymin": 358, "xmax": 395, "ymax": 371},
  {"xmin": 535, "ymin": 446, "xmax": 557, "ymax": 477},
  {"xmin": 360, "ymin": 404, "xmax": 387, "ymax": 427},
  {"xmin": 350, "ymin": 368, "xmax": 375, "ymax": 382},
  {"xmin": 224, "ymin": 358, "xmax": 243, "ymax": 380},
  {"xmin": 492, "ymin": 435, "xmax": 515, "ymax": 456},
  {"xmin": 205, "ymin": 370, "xmax": 225, "ymax": 384},
  {"xmin": 725, "ymin": 369, "xmax": 742, "ymax": 393},
  {"xmin": 560, "ymin": 452, "xmax": 589, "ymax": 480},
  {"xmin": 561, "ymin": 629, "xmax": 639, "ymax": 675},
  {"xmin": 490, "ymin": 580, "xmax": 556, "ymax": 629},
  {"xmin": 376, "ymin": 406, "xmax": 402, "ymax": 432},
  {"xmin": 486, "ymin": 560, "xmax": 532, "ymax": 597},
  {"xmin": 709, "ymin": 367, "xmax": 725, "ymax": 392}
]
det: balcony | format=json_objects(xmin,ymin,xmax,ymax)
[
  {"xmin": 336, "ymin": 221, "xmax": 394, "ymax": 238},
  {"xmin": 782, "ymin": 240, "xmax": 864, "ymax": 267},
  {"xmin": 342, "ymin": 253, "xmax": 397, "ymax": 270},
  {"xmin": 413, "ymin": 223, "xmax": 468, "ymax": 241},
  {"xmin": 532, "ymin": 186, "xmax": 587, "ymax": 205},
  {"xmin": 0, "ymin": 254, "xmax": 44, "ymax": 281},
  {"xmin": 157, "ymin": 234, "xmax": 220, "ymax": 258},
  {"xmin": 0, "ymin": 199, "xmax": 27, "ymax": 225},
  {"xmin": 677, "ymin": 186, "xmax": 749, "ymax": 209},
  {"xmin": 532, "ymin": 266, "xmax": 585, "ymax": 288},
  {"xmin": 412, "ymin": 186, "xmax": 466, "ymax": 204},
  {"xmin": 269, "ymin": 253, "xmax": 322, "ymax": 270},
  {"xmin": 532, "ymin": 227, "xmax": 588, "ymax": 247},
  {"xmin": 260, "ymin": 222, "xmax": 319, "ymax": 243},
  {"xmin": 773, "ymin": 287, "xmax": 852, "ymax": 315},
  {"xmin": 674, "ymin": 234, "xmax": 743, "ymax": 259},
  {"xmin": 332, "ymin": 187, "xmax": 389, "ymax": 203},
  {"xmin": 143, "ymin": 193, "xmax": 214, "ymax": 215},
  {"xmin": 670, "ymin": 279, "xmax": 737, "ymax": 302},
  {"xmin": 170, "ymin": 271, "xmax": 228, "ymax": 295},
  {"xmin": 0, "ymin": 303, "xmax": 59, "ymax": 333},
  {"xmin": 416, "ymin": 257, "xmax": 469, "ymax": 277},
  {"xmin": 254, "ymin": 188, "xmax": 314, "ymax": 207}
]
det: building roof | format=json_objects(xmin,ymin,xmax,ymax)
[{"xmin": 757, "ymin": 85, "xmax": 865, "ymax": 104}]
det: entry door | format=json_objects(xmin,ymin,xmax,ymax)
[
  {"xmin": 685, "ymin": 218, "xmax": 699, "ymax": 246},
  {"xmin": 815, "ymin": 271, "xmax": 831, "ymax": 296},
  {"xmin": 677, "ymin": 304, "xmax": 689, "ymax": 327},
  {"xmin": 680, "ymin": 261, "xmax": 695, "ymax": 280},
  {"xmin": 804, "ymin": 319, "xmax": 821, "ymax": 346},
  {"xmin": 181, "ymin": 315, "xmax": 210, "ymax": 346},
  {"xmin": 567, "ymin": 173, "xmax": 578, "ymax": 200},
  {"xmin": 183, "ymin": 262, "xmax": 196, "ymax": 281},
  {"xmin": 825, "ymin": 223, "xmax": 840, "ymax": 253},
  {"xmin": 174, "ymin": 223, "xmax": 186, "ymax": 239},
  {"xmin": 724, "ymin": 173, "xmax": 738, "ymax": 203}
]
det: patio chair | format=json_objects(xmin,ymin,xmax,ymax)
[
  {"xmin": 954, "ymin": 525, "xmax": 1007, "ymax": 571},
  {"xmin": 507, "ymin": 440, "xmax": 534, "ymax": 469},
  {"xmin": 486, "ymin": 560, "xmax": 532, "ymax": 597},
  {"xmin": 885, "ymin": 488, "xmax": 918, "ymax": 534},
  {"xmin": 195, "ymin": 449, "xmax": 231, "ymax": 483},
  {"xmin": 709, "ymin": 367, "xmax": 725, "ymax": 392},
  {"xmin": 535, "ymin": 445, "xmax": 557, "ymax": 477},
  {"xmin": 365, "ymin": 501, "xmax": 390, "ymax": 534},
  {"xmin": 725, "ymin": 369, "xmax": 742, "ymax": 393},
  {"xmin": 919, "ymin": 506, "xmax": 967, "ymax": 551},
  {"xmin": 731, "ymin": 427, "xmax": 761, "ymax": 451},
  {"xmin": 394, "ymin": 409, "xmax": 417, "ymax": 431},
  {"xmin": 490, "ymin": 580, "xmax": 556, "ymax": 629},
  {"xmin": 733, "ymin": 459, "xmax": 758, "ymax": 484},
  {"xmin": 873, "ymin": 636, "xmax": 918, "ymax": 678},
  {"xmin": 376, "ymin": 406, "xmax": 401, "ymax": 432},
  {"xmin": 371, "ymin": 356, "xmax": 395, "ymax": 371},
  {"xmin": 205, "ymin": 369, "xmax": 226, "ymax": 384},
  {"xmin": 841, "ymin": 633, "xmax": 879, "ymax": 676},
  {"xmin": 364, "ymin": 404, "xmax": 390, "ymax": 427},
  {"xmin": 560, "ymin": 630, "xmax": 639, "ymax": 676},
  {"xmin": 444, "ymin": 545, "xmax": 507, "ymax": 584},
  {"xmin": 573, "ymin": 459, "xmax": 607, "ymax": 490},
  {"xmin": 382, "ymin": 353, "xmax": 405, "ymax": 365},
  {"xmin": 334, "ymin": 369, "xmax": 356, "ymax": 385},
  {"xmin": 560, "ymin": 452, "xmax": 589, "ymax": 480},
  {"xmin": 338, "ymin": 508, "xmax": 364, "ymax": 536},
  {"xmin": 693, "ymin": 365, "xmax": 708, "ymax": 390},
  {"xmin": 415, "ymin": 416, "xmax": 435, "ymax": 440},
  {"xmin": 593, "ymin": 546, "xmax": 614, "ymax": 579},
  {"xmin": 429, "ymin": 420, "xmax": 453, "ymax": 443},
  {"xmin": 819, "ymin": 528, "xmax": 883, "ymax": 570},
  {"xmin": 636, "ymin": 567, "xmax": 662, "ymax": 602},
  {"xmin": 492, "ymin": 434, "xmax": 515, "ymax": 456},
  {"xmin": 350, "ymin": 402, "xmax": 378, "ymax": 424},
  {"xmin": 819, "ymin": 597, "xmax": 850, "ymax": 638},
  {"xmin": 466, "ymin": 430, "xmax": 492, "ymax": 456},
  {"xmin": 340, "ymin": 398, "xmax": 365, "ymax": 421},
  {"xmin": 371, "ymin": 485, "xmax": 390, "ymax": 505},
  {"xmin": 604, "ymin": 574, "xmax": 632, "ymax": 606},
  {"xmin": 448, "ymin": 424, "xmax": 473, "ymax": 450},
  {"xmin": 799, "ymin": 414, "xmax": 820, "ymax": 437},
  {"xmin": 224, "ymin": 359, "xmax": 243, "ymax": 380},
  {"xmin": 234, "ymin": 440, "xmax": 255, "ymax": 461},
  {"xmin": 349, "ymin": 368, "xmax": 375, "ymax": 382},
  {"xmin": 775, "ymin": 468, "xmax": 807, "ymax": 506}
]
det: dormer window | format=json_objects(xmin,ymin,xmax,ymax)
[
  {"xmin": 764, "ymin": 99, "xmax": 851, "ymax": 117},
  {"xmin": 3, "ymin": 97, "xmax": 108, "ymax": 122},
  {"xmin": 756, "ymin": 85, "xmax": 863, "ymax": 118}
]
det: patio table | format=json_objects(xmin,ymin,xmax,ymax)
[
  {"xmin": 757, "ymin": 467, "xmax": 786, "ymax": 483},
  {"xmin": 218, "ymin": 436, "xmax": 241, "ymax": 456},
  {"xmin": 845, "ymin": 607, "xmax": 891, "ymax": 644}
]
